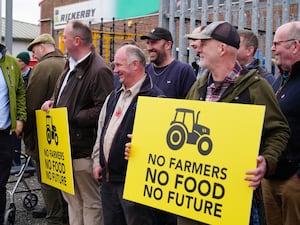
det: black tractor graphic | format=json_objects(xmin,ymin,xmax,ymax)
[
  {"xmin": 166, "ymin": 108, "xmax": 212, "ymax": 155},
  {"xmin": 46, "ymin": 115, "xmax": 59, "ymax": 145}
]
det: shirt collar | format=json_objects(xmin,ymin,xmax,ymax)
[
  {"xmin": 69, "ymin": 51, "xmax": 91, "ymax": 71},
  {"xmin": 208, "ymin": 61, "xmax": 242, "ymax": 85},
  {"xmin": 120, "ymin": 75, "xmax": 146, "ymax": 96}
]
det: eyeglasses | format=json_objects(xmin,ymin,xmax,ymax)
[{"xmin": 272, "ymin": 39, "xmax": 296, "ymax": 48}]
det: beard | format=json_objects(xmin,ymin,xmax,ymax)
[{"xmin": 150, "ymin": 51, "xmax": 167, "ymax": 66}]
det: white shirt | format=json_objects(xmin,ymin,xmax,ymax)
[{"xmin": 57, "ymin": 52, "xmax": 91, "ymax": 103}]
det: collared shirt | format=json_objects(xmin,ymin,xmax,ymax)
[
  {"xmin": 57, "ymin": 52, "xmax": 91, "ymax": 103},
  {"xmin": 205, "ymin": 61, "xmax": 242, "ymax": 102},
  {"xmin": 0, "ymin": 68, "xmax": 10, "ymax": 129},
  {"xmin": 103, "ymin": 76, "xmax": 145, "ymax": 160},
  {"xmin": 22, "ymin": 67, "xmax": 31, "ymax": 78}
]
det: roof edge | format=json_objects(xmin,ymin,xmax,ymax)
[{"xmin": 39, "ymin": 0, "xmax": 47, "ymax": 6}]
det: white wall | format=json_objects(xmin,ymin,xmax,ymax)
[{"xmin": 11, "ymin": 40, "xmax": 33, "ymax": 58}]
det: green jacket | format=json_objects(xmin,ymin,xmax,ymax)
[
  {"xmin": 1, "ymin": 53, "xmax": 26, "ymax": 131},
  {"xmin": 186, "ymin": 69, "xmax": 290, "ymax": 177}
]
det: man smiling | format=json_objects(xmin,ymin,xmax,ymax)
[{"xmin": 141, "ymin": 27, "xmax": 196, "ymax": 99}]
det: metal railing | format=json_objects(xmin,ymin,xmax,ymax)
[{"xmin": 159, "ymin": 0, "xmax": 299, "ymax": 73}]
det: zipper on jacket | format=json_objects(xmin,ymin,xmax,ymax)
[
  {"xmin": 275, "ymin": 73, "xmax": 289, "ymax": 97},
  {"xmin": 6, "ymin": 66, "xmax": 12, "ymax": 86},
  {"xmin": 103, "ymin": 111, "xmax": 114, "ymax": 182}
]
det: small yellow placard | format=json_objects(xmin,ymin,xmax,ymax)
[
  {"xmin": 123, "ymin": 97, "xmax": 265, "ymax": 225},
  {"xmin": 36, "ymin": 108, "xmax": 74, "ymax": 195}
]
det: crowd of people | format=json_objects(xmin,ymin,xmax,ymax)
[{"xmin": 0, "ymin": 19, "xmax": 299, "ymax": 225}]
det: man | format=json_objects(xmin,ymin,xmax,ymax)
[
  {"xmin": 12, "ymin": 51, "xmax": 32, "ymax": 168},
  {"xmin": 179, "ymin": 21, "xmax": 290, "ymax": 225},
  {"xmin": 262, "ymin": 21, "xmax": 300, "ymax": 225},
  {"xmin": 92, "ymin": 44, "xmax": 163, "ymax": 225},
  {"xmin": 23, "ymin": 33, "xmax": 67, "ymax": 224},
  {"xmin": 16, "ymin": 51, "xmax": 32, "ymax": 88},
  {"xmin": 0, "ymin": 42, "xmax": 26, "ymax": 225},
  {"xmin": 141, "ymin": 26, "xmax": 196, "ymax": 225},
  {"xmin": 188, "ymin": 26, "xmax": 203, "ymax": 50},
  {"xmin": 141, "ymin": 27, "xmax": 196, "ymax": 99},
  {"xmin": 188, "ymin": 26, "xmax": 202, "ymax": 76},
  {"xmin": 41, "ymin": 20, "xmax": 114, "ymax": 225},
  {"xmin": 186, "ymin": 25, "xmax": 207, "ymax": 79},
  {"xmin": 237, "ymin": 29, "xmax": 275, "ymax": 84}
]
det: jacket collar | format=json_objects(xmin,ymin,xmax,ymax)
[
  {"xmin": 115, "ymin": 73, "xmax": 154, "ymax": 95},
  {"xmin": 290, "ymin": 61, "xmax": 300, "ymax": 78},
  {"xmin": 39, "ymin": 48, "xmax": 64, "ymax": 63},
  {"xmin": 246, "ymin": 58, "xmax": 260, "ymax": 70},
  {"xmin": 65, "ymin": 49, "xmax": 96, "ymax": 79},
  {"xmin": 198, "ymin": 68, "xmax": 259, "ymax": 101}
]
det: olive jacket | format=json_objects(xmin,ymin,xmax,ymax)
[
  {"xmin": 186, "ymin": 68, "xmax": 290, "ymax": 177},
  {"xmin": 24, "ymin": 49, "xmax": 66, "ymax": 157}
]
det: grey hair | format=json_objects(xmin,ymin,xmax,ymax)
[
  {"xmin": 123, "ymin": 44, "xmax": 146, "ymax": 66},
  {"xmin": 289, "ymin": 22, "xmax": 300, "ymax": 40}
]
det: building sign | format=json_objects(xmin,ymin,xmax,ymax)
[
  {"xmin": 54, "ymin": 0, "xmax": 101, "ymax": 30},
  {"xmin": 124, "ymin": 97, "xmax": 265, "ymax": 225},
  {"xmin": 36, "ymin": 108, "xmax": 74, "ymax": 195},
  {"xmin": 54, "ymin": 0, "xmax": 159, "ymax": 30}
]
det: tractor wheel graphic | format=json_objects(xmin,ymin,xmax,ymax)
[
  {"xmin": 166, "ymin": 125, "xmax": 186, "ymax": 150},
  {"xmin": 46, "ymin": 128, "xmax": 51, "ymax": 144},
  {"xmin": 197, "ymin": 136, "xmax": 213, "ymax": 155},
  {"xmin": 54, "ymin": 133, "xmax": 59, "ymax": 145}
]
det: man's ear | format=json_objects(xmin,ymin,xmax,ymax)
[
  {"xmin": 165, "ymin": 41, "xmax": 173, "ymax": 50},
  {"xmin": 74, "ymin": 36, "xmax": 82, "ymax": 46},
  {"xmin": 292, "ymin": 40, "xmax": 300, "ymax": 54},
  {"xmin": 247, "ymin": 46, "xmax": 255, "ymax": 57}
]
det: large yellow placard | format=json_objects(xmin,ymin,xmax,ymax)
[
  {"xmin": 123, "ymin": 96, "xmax": 265, "ymax": 225},
  {"xmin": 36, "ymin": 108, "xmax": 74, "ymax": 195}
]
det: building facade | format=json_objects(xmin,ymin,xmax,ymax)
[{"xmin": 39, "ymin": 0, "xmax": 300, "ymax": 69}]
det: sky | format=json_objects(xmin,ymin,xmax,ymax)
[{"xmin": 2, "ymin": 0, "xmax": 40, "ymax": 24}]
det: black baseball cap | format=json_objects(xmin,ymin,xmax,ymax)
[
  {"xmin": 141, "ymin": 27, "xmax": 173, "ymax": 42},
  {"xmin": 186, "ymin": 21, "xmax": 240, "ymax": 49}
]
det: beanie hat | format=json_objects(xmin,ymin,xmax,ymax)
[
  {"xmin": 16, "ymin": 51, "xmax": 30, "ymax": 65},
  {"xmin": 185, "ymin": 21, "xmax": 240, "ymax": 49}
]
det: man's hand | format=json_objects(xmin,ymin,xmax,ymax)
[
  {"xmin": 245, "ymin": 156, "xmax": 266, "ymax": 189},
  {"xmin": 41, "ymin": 100, "xmax": 54, "ymax": 112},
  {"xmin": 125, "ymin": 142, "xmax": 131, "ymax": 160},
  {"xmin": 93, "ymin": 166, "xmax": 102, "ymax": 180},
  {"xmin": 15, "ymin": 120, "xmax": 24, "ymax": 137},
  {"xmin": 124, "ymin": 134, "xmax": 132, "ymax": 160}
]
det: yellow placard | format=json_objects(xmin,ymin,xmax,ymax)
[
  {"xmin": 36, "ymin": 108, "xmax": 74, "ymax": 195},
  {"xmin": 123, "ymin": 96, "xmax": 265, "ymax": 225}
]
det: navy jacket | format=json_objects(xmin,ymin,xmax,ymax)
[
  {"xmin": 273, "ymin": 61, "xmax": 300, "ymax": 163},
  {"xmin": 268, "ymin": 61, "xmax": 300, "ymax": 179},
  {"xmin": 99, "ymin": 74, "xmax": 164, "ymax": 182},
  {"xmin": 247, "ymin": 58, "xmax": 275, "ymax": 85}
]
